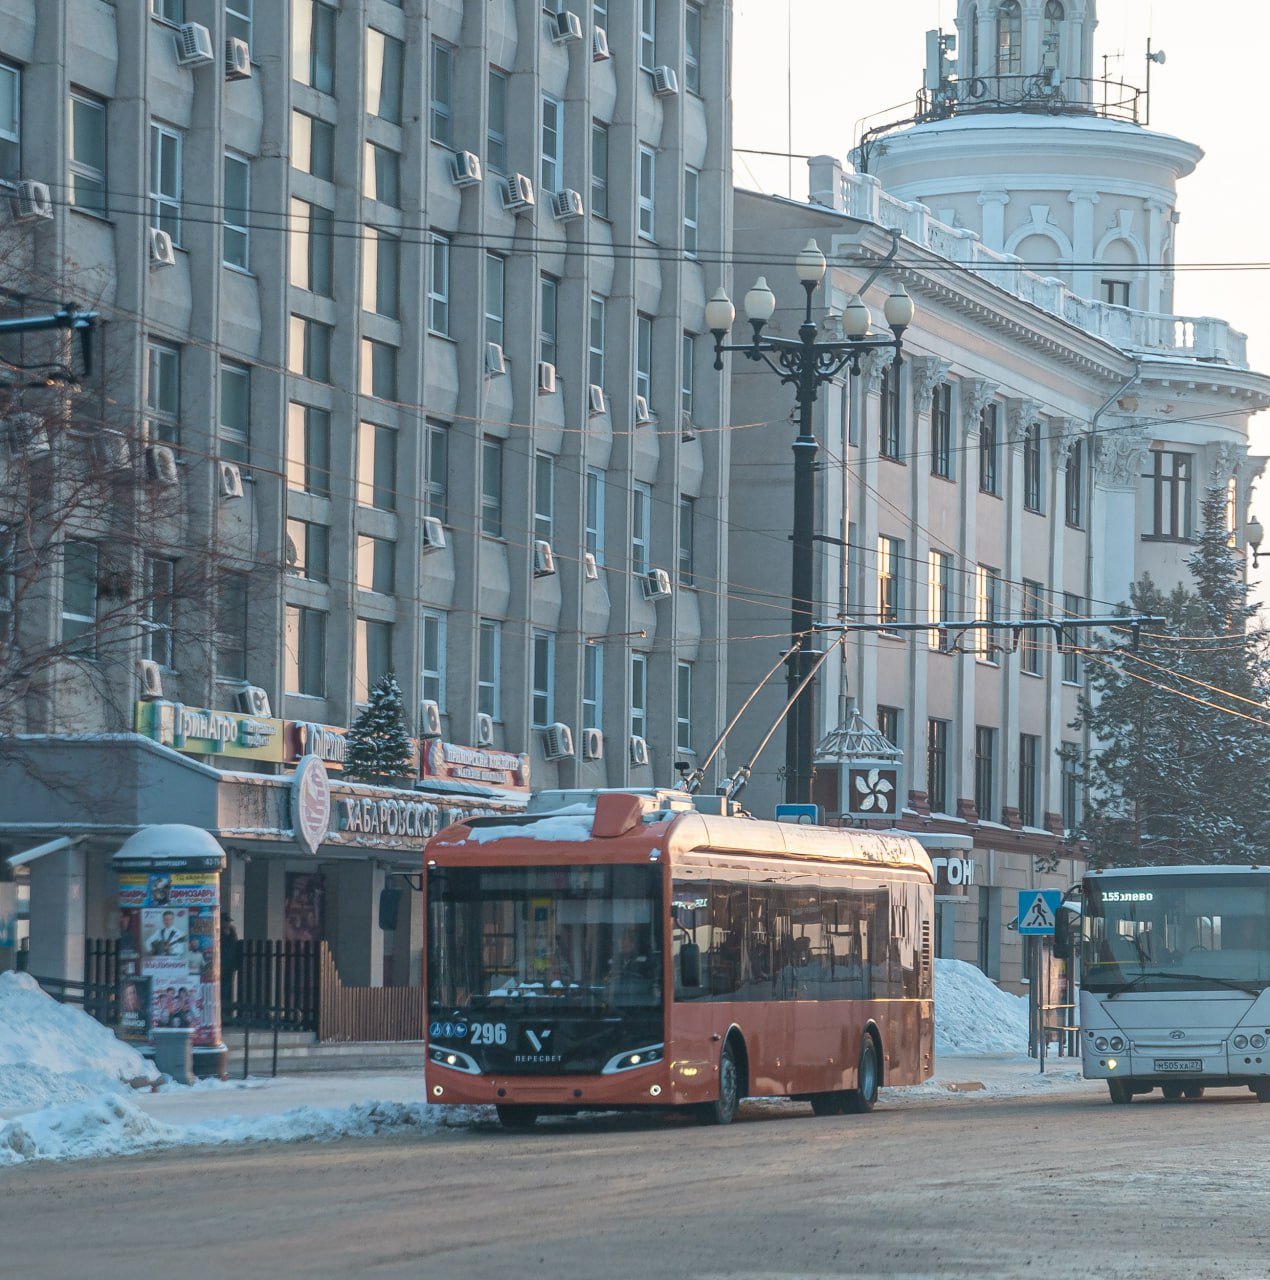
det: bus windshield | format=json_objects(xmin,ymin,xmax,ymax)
[
  {"xmin": 1083, "ymin": 873, "xmax": 1270, "ymax": 993},
  {"xmin": 428, "ymin": 865, "xmax": 662, "ymax": 1013}
]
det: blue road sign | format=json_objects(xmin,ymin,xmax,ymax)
[
  {"xmin": 774, "ymin": 803, "xmax": 821, "ymax": 825},
  {"xmin": 1018, "ymin": 889, "xmax": 1063, "ymax": 936}
]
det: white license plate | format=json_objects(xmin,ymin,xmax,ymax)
[{"xmin": 1153, "ymin": 1058, "xmax": 1202, "ymax": 1072}]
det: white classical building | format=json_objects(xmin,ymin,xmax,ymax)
[{"xmin": 725, "ymin": 0, "xmax": 1270, "ymax": 987}]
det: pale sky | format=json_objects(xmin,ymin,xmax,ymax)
[{"xmin": 732, "ymin": 1, "xmax": 1270, "ymax": 554}]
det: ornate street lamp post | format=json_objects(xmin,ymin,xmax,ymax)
[{"xmin": 707, "ymin": 240, "xmax": 915, "ymax": 806}]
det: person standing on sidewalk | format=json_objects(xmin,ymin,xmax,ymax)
[{"xmin": 221, "ymin": 915, "xmax": 242, "ymax": 1020}]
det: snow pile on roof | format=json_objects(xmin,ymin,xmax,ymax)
[
  {"xmin": 0, "ymin": 972, "xmax": 159, "ymax": 1112},
  {"xmin": 464, "ymin": 812, "xmax": 595, "ymax": 844},
  {"xmin": 934, "ymin": 957, "xmax": 1029, "ymax": 1055},
  {"xmin": 0, "ymin": 1096, "xmax": 455, "ymax": 1167}
]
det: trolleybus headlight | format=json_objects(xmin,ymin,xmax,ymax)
[
  {"xmin": 1106, "ymin": 1058, "xmax": 1118, "ymax": 1071},
  {"xmin": 1094, "ymin": 1036, "xmax": 1110, "ymax": 1052},
  {"xmin": 601, "ymin": 1043, "xmax": 665, "ymax": 1074},
  {"xmin": 1109, "ymin": 1036, "xmax": 1125, "ymax": 1052},
  {"xmin": 1251, "ymin": 1034, "xmax": 1266, "ymax": 1050},
  {"xmin": 1234, "ymin": 1034, "xmax": 1249, "ymax": 1049},
  {"xmin": 429, "ymin": 1046, "xmax": 482, "ymax": 1074}
]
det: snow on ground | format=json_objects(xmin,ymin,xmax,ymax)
[{"xmin": 0, "ymin": 959, "xmax": 1089, "ymax": 1168}]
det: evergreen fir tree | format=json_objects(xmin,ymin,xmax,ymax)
[
  {"xmin": 343, "ymin": 671, "xmax": 414, "ymax": 782},
  {"xmin": 1073, "ymin": 483, "xmax": 1270, "ymax": 866}
]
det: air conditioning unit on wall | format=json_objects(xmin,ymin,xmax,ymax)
[
  {"xmin": 629, "ymin": 735, "xmax": 650, "ymax": 766},
  {"xmin": 642, "ymin": 568, "xmax": 672, "ymax": 601},
  {"xmin": 476, "ymin": 712, "xmax": 495, "ymax": 747},
  {"xmin": 175, "ymin": 22, "xmax": 216, "ymax": 67},
  {"xmin": 542, "ymin": 722, "xmax": 575, "ymax": 760},
  {"xmin": 235, "ymin": 684, "xmax": 272, "ymax": 717},
  {"xmin": 532, "ymin": 540, "xmax": 557, "ymax": 577},
  {"xmin": 582, "ymin": 727, "xmax": 604, "ymax": 760},
  {"xmin": 225, "ymin": 37, "xmax": 252, "ymax": 80},
  {"xmin": 12, "ymin": 180, "xmax": 53, "ymax": 222},
  {"xmin": 451, "ymin": 150, "xmax": 483, "ymax": 188},
  {"xmin": 137, "ymin": 659, "xmax": 164, "ymax": 700},
  {"xmin": 419, "ymin": 699, "xmax": 443, "ymax": 738}
]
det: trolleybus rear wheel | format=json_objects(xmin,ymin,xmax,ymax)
[
  {"xmin": 842, "ymin": 1036, "xmax": 879, "ymax": 1114},
  {"xmin": 1107, "ymin": 1079, "xmax": 1133, "ymax": 1104},
  {"xmin": 1181, "ymin": 1085, "xmax": 1204, "ymax": 1099},
  {"xmin": 1161, "ymin": 1084, "xmax": 1183, "ymax": 1101},
  {"xmin": 496, "ymin": 1104, "xmax": 540, "ymax": 1130},
  {"xmin": 810, "ymin": 1092, "xmax": 846, "ymax": 1117},
  {"xmin": 695, "ymin": 1043, "xmax": 741, "ymax": 1125},
  {"xmin": 1254, "ymin": 1082, "xmax": 1270, "ymax": 1103}
]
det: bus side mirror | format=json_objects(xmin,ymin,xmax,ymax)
[
  {"xmin": 378, "ymin": 887, "xmax": 402, "ymax": 932},
  {"xmin": 680, "ymin": 942, "xmax": 702, "ymax": 989},
  {"xmin": 1053, "ymin": 906, "xmax": 1076, "ymax": 961}
]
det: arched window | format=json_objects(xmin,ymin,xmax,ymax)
[
  {"xmin": 997, "ymin": 1, "xmax": 1022, "ymax": 75},
  {"xmin": 1043, "ymin": 1, "xmax": 1064, "ymax": 67}
]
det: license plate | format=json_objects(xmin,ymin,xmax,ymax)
[{"xmin": 1153, "ymin": 1058, "xmax": 1202, "ymax": 1072}]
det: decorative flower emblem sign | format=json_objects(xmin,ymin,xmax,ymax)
[{"xmin": 852, "ymin": 767, "xmax": 895, "ymax": 814}]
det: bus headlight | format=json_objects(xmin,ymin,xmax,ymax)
[
  {"xmin": 1234, "ymin": 1034, "xmax": 1249, "ymax": 1050},
  {"xmin": 1108, "ymin": 1036, "xmax": 1125, "ymax": 1052},
  {"xmin": 1094, "ymin": 1036, "xmax": 1110, "ymax": 1052},
  {"xmin": 1251, "ymin": 1034, "xmax": 1266, "ymax": 1050},
  {"xmin": 429, "ymin": 1045, "xmax": 482, "ymax": 1075},
  {"xmin": 601, "ymin": 1044, "xmax": 664, "ymax": 1074}
]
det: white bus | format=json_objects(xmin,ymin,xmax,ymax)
[{"xmin": 1065, "ymin": 865, "xmax": 1270, "ymax": 1104}]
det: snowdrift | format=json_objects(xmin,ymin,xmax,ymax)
[{"xmin": 934, "ymin": 957, "xmax": 1030, "ymax": 1055}]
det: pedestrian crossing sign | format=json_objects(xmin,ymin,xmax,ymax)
[{"xmin": 1018, "ymin": 889, "xmax": 1062, "ymax": 936}]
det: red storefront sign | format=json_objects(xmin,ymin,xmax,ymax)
[{"xmin": 419, "ymin": 740, "xmax": 531, "ymax": 792}]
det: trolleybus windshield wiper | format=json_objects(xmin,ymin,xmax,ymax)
[{"xmin": 1106, "ymin": 970, "xmax": 1265, "ymax": 998}]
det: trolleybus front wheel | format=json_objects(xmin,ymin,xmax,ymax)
[
  {"xmin": 1107, "ymin": 1079, "xmax": 1133, "ymax": 1104},
  {"xmin": 842, "ymin": 1035, "xmax": 879, "ymax": 1114},
  {"xmin": 695, "ymin": 1042, "xmax": 741, "ymax": 1125},
  {"xmin": 496, "ymin": 1104, "xmax": 540, "ymax": 1130},
  {"xmin": 1254, "ymin": 1081, "xmax": 1270, "ymax": 1103}
]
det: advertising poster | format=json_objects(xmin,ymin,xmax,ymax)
[
  {"xmin": 118, "ymin": 975, "xmax": 152, "ymax": 1041},
  {"xmin": 284, "ymin": 873, "xmax": 324, "ymax": 943}
]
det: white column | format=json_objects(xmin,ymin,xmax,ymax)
[
  {"xmin": 1068, "ymin": 190, "xmax": 1100, "ymax": 301},
  {"xmin": 978, "ymin": 191, "xmax": 1011, "ymax": 254},
  {"xmin": 854, "ymin": 358, "xmax": 886, "ymax": 707},
  {"xmin": 330, "ymin": 861, "xmax": 386, "ymax": 987},
  {"xmin": 1091, "ymin": 424, "xmax": 1150, "ymax": 612},
  {"xmin": 1044, "ymin": 421, "xmax": 1078, "ymax": 829},
  {"xmin": 27, "ymin": 846, "xmax": 87, "ymax": 982}
]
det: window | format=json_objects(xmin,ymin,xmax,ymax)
[
  {"xmin": 631, "ymin": 653, "xmax": 648, "ymax": 739},
  {"xmin": 430, "ymin": 39, "xmax": 454, "ymax": 146},
  {"xmin": 1101, "ymin": 279, "xmax": 1130, "ymax": 307},
  {"xmin": 366, "ymin": 30, "xmax": 403, "ymax": 124},
  {"xmin": 591, "ymin": 121, "xmax": 609, "ymax": 218},
  {"xmin": 68, "ymin": 92, "xmax": 107, "ymax": 217},
  {"xmin": 487, "ymin": 69, "xmax": 508, "ymax": 174},
  {"xmin": 149, "ymin": 122, "xmax": 182, "ymax": 243},
  {"xmin": 974, "ymin": 564, "xmax": 999, "ymax": 662},
  {"xmin": 363, "ymin": 142, "xmax": 400, "ymax": 206},
  {"xmin": 639, "ymin": 0, "xmax": 656, "ymax": 70},
  {"xmin": 292, "ymin": 112, "xmax": 334, "ymax": 181},
  {"xmin": 1061, "ymin": 745, "xmax": 1082, "ymax": 832},
  {"xmin": 223, "ymin": 151, "xmax": 250, "ymax": 269},
  {"xmin": 931, "ymin": 383, "xmax": 952, "ymax": 478},
  {"xmin": 636, "ymin": 314, "xmax": 653, "ymax": 406},
  {"xmin": 485, "ymin": 252, "xmax": 505, "ymax": 348},
  {"xmin": 355, "ymin": 619, "xmax": 392, "ymax": 703},
  {"xmin": 679, "ymin": 496, "xmax": 696, "ymax": 587},
  {"xmin": 532, "ymin": 631, "xmax": 555, "ymax": 727},
  {"xmin": 534, "ymin": 452, "xmax": 555, "ymax": 543},
  {"xmin": 356, "ymin": 535, "xmax": 396, "ymax": 595},
  {"xmin": 421, "ymin": 611, "xmax": 447, "ymax": 709},
  {"xmin": 979, "ymin": 402, "xmax": 999, "ymax": 494},
  {"xmin": 216, "ymin": 574, "xmax": 249, "ymax": 681},
  {"xmin": 289, "ymin": 198, "xmax": 334, "ymax": 297},
  {"xmin": 219, "ymin": 361, "xmax": 250, "ymax": 464},
  {"xmin": 877, "ymin": 706, "xmax": 901, "ymax": 748},
  {"xmin": 1065, "ymin": 438, "xmax": 1084, "ymax": 527},
  {"xmin": 1019, "ymin": 733, "xmax": 1040, "ymax": 828},
  {"xmin": 637, "ymin": 146, "xmax": 655, "ymax": 240},
  {"xmin": 289, "ymin": 315, "xmax": 332, "ymax": 382},
  {"xmin": 151, "ymin": 0, "xmax": 184, "ymax": 23},
  {"xmin": 61, "ymin": 541, "xmax": 98, "ymax": 656},
  {"xmin": 226, "ymin": 1, "xmax": 252, "ymax": 45},
  {"xmin": 877, "ymin": 535, "xmax": 903, "ymax": 626},
  {"xmin": 363, "ymin": 228, "xmax": 400, "ymax": 318},
  {"xmin": 360, "ymin": 338, "xmax": 398, "ymax": 401},
  {"xmin": 1023, "ymin": 421, "xmax": 1043, "ymax": 513},
  {"xmin": 583, "ymin": 643, "xmax": 603, "ymax": 730},
  {"xmin": 285, "ymin": 519, "xmax": 329, "ymax": 583},
  {"xmin": 142, "ymin": 558, "xmax": 175, "ymax": 668},
  {"xmin": 481, "ymin": 437, "xmax": 504, "ymax": 537},
  {"xmin": 974, "ymin": 726, "xmax": 997, "ymax": 824},
  {"xmin": 927, "ymin": 718, "xmax": 949, "ymax": 814},
  {"xmin": 632, "ymin": 482, "xmax": 652, "ymax": 575},
  {"xmin": 1147, "ymin": 450, "xmax": 1193, "ymax": 539},
  {"xmin": 685, "ymin": 4, "xmax": 702, "ymax": 93},
  {"xmin": 286, "ymin": 403, "xmax": 330, "ymax": 496},
  {"xmin": 676, "ymin": 661, "xmax": 693, "ymax": 754},
  {"xmin": 540, "ymin": 276, "xmax": 559, "ymax": 368},
  {"xmin": 478, "ymin": 620, "xmax": 501, "ymax": 719},
  {"xmin": 1021, "ymin": 578, "xmax": 1043, "ymax": 676},
  {"xmin": 997, "ymin": 0, "xmax": 1022, "ymax": 74},
  {"xmin": 0, "ymin": 62, "xmax": 16, "ymax": 184},
  {"xmin": 357, "ymin": 423, "xmax": 397, "ymax": 511},
  {"xmin": 426, "ymin": 420, "xmax": 449, "ymax": 523},
  {"xmin": 285, "ymin": 607, "xmax": 326, "ymax": 698},
  {"xmin": 880, "ymin": 364, "xmax": 901, "ymax": 460},
  {"xmin": 540, "ymin": 95, "xmax": 563, "ymax": 195},
  {"xmin": 927, "ymin": 550, "xmax": 951, "ymax": 650},
  {"xmin": 1062, "ymin": 592, "xmax": 1083, "ymax": 684},
  {"xmin": 681, "ymin": 333, "xmax": 696, "ymax": 423},
  {"xmin": 593, "ymin": 1, "xmax": 608, "ymax": 24},
  {"xmin": 683, "ymin": 167, "xmax": 699, "ymax": 258},
  {"xmin": 145, "ymin": 339, "xmax": 180, "ymax": 444},
  {"xmin": 292, "ymin": 0, "xmax": 335, "ymax": 92},
  {"xmin": 428, "ymin": 233, "xmax": 451, "ymax": 336},
  {"xmin": 588, "ymin": 295, "xmax": 606, "ymax": 387},
  {"xmin": 586, "ymin": 468, "xmax": 605, "ymax": 561}
]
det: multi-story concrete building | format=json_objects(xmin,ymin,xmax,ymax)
[
  {"xmin": 0, "ymin": 0, "xmax": 733, "ymax": 993},
  {"xmin": 725, "ymin": 0, "xmax": 1270, "ymax": 989}
]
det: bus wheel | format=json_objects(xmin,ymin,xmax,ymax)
[
  {"xmin": 1254, "ymin": 1083, "xmax": 1270, "ymax": 1103},
  {"xmin": 810, "ymin": 1092, "xmax": 846, "ymax": 1117},
  {"xmin": 496, "ymin": 1105, "xmax": 540, "ymax": 1130},
  {"xmin": 843, "ymin": 1036, "xmax": 879, "ymax": 1114},
  {"xmin": 1181, "ymin": 1085, "xmax": 1204, "ymax": 1099},
  {"xmin": 1107, "ymin": 1079, "xmax": 1133, "ymax": 1104},
  {"xmin": 1161, "ymin": 1084, "xmax": 1183, "ymax": 1101},
  {"xmin": 695, "ymin": 1042, "xmax": 741, "ymax": 1125}
]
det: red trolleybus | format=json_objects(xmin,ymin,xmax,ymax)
[{"xmin": 424, "ymin": 789, "xmax": 934, "ymax": 1128}]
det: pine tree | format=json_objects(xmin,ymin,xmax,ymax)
[
  {"xmin": 343, "ymin": 672, "xmax": 414, "ymax": 782},
  {"xmin": 1073, "ymin": 483, "xmax": 1270, "ymax": 867}
]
